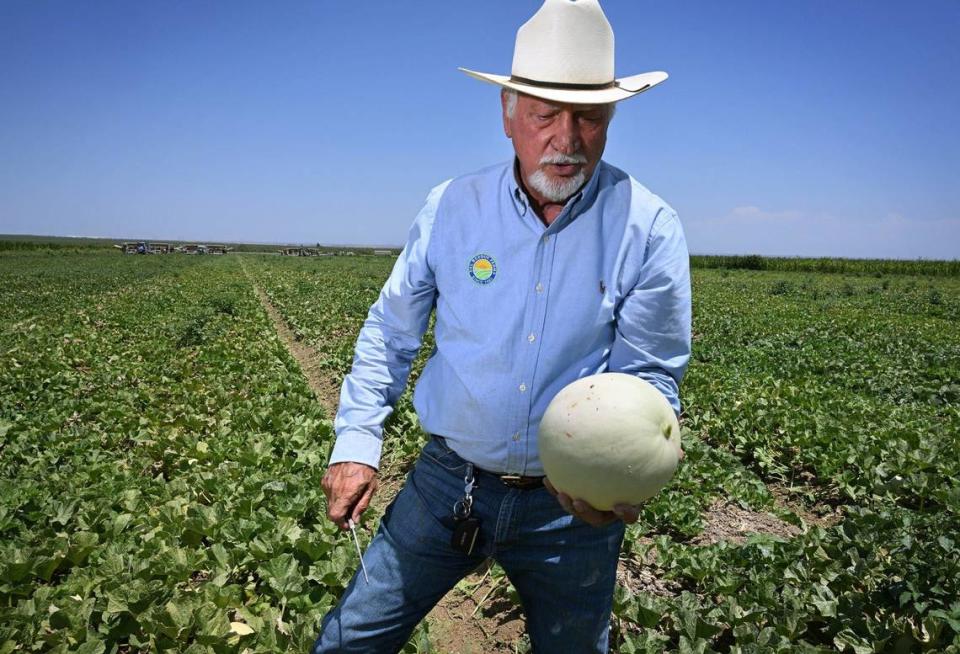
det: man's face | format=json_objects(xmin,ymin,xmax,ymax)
[{"xmin": 502, "ymin": 91, "xmax": 612, "ymax": 205}]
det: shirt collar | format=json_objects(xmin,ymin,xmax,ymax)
[{"xmin": 506, "ymin": 158, "xmax": 604, "ymax": 231}]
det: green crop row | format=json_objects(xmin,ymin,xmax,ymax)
[
  {"xmin": 247, "ymin": 257, "xmax": 960, "ymax": 651},
  {"xmin": 643, "ymin": 269, "xmax": 960, "ymax": 652},
  {"xmin": 241, "ymin": 255, "xmax": 434, "ymax": 470},
  {"xmin": 2, "ymin": 252, "xmax": 957, "ymax": 652},
  {"xmin": 685, "ymin": 270, "xmax": 960, "ymax": 508},
  {"xmin": 0, "ymin": 254, "xmax": 390, "ymax": 653}
]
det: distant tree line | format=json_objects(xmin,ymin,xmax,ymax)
[{"xmin": 690, "ymin": 254, "xmax": 960, "ymax": 277}]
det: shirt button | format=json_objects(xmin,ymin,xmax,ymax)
[
  {"xmin": 535, "ymin": 283, "xmax": 544, "ymax": 293},
  {"xmin": 518, "ymin": 383, "xmax": 527, "ymax": 393},
  {"xmin": 512, "ymin": 432, "xmax": 521, "ymax": 442},
  {"xmin": 527, "ymin": 332, "xmax": 536, "ymax": 343},
  {"xmin": 542, "ymin": 235, "xmax": 550, "ymax": 244}
]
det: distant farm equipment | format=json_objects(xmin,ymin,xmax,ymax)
[
  {"xmin": 279, "ymin": 247, "xmax": 327, "ymax": 256},
  {"xmin": 114, "ymin": 242, "xmax": 233, "ymax": 255},
  {"xmin": 112, "ymin": 241, "xmax": 397, "ymax": 257},
  {"xmin": 115, "ymin": 242, "xmax": 172, "ymax": 255}
]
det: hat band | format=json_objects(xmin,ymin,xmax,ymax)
[{"xmin": 510, "ymin": 74, "xmax": 616, "ymax": 91}]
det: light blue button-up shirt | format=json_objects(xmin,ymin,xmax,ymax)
[{"xmin": 329, "ymin": 159, "xmax": 691, "ymax": 476}]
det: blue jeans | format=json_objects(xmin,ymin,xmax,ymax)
[{"xmin": 312, "ymin": 436, "xmax": 625, "ymax": 653}]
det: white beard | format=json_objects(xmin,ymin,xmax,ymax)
[{"xmin": 527, "ymin": 154, "xmax": 588, "ymax": 203}]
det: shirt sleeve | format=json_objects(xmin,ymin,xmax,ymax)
[
  {"xmin": 608, "ymin": 207, "xmax": 692, "ymax": 414},
  {"xmin": 328, "ymin": 181, "xmax": 450, "ymax": 468}
]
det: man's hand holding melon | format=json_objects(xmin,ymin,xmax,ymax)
[{"xmin": 540, "ymin": 373, "xmax": 684, "ymax": 527}]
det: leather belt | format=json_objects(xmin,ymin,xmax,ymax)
[
  {"xmin": 429, "ymin": 435, "xmax": 545, "ymax": 490},
  {"xmin": 496, "ymin": 474, "xmax": 545, "ymax": 490},
  {"xmin": 471, "ymin": 468, "xmax": 544, "ymax": 490}
]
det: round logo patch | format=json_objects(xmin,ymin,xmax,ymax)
[{"xmin": 469, "ymin": 254, "xmax": 497, "ymax": 284}]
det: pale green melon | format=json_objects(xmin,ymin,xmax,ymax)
[{"xmin": 539, "ymin": 373, "xmax": 682, "ymax": 511}]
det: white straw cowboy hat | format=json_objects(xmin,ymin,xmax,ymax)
[{"xmin": 459, "ymin": 0, "xmax": 667, "ymax": 105}]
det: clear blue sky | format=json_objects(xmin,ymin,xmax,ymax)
[{"xmin": 1, "ymin": 1, "xmax": 958, "ymax": 258}]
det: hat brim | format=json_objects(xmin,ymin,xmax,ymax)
[{"xmin": 458, "ymin": 68, "xmax": 667, "ymax": 105}]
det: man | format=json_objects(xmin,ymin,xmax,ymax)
[{"xmin": 312, "ymin": 1, "xmax": 691, "ymax": 652}]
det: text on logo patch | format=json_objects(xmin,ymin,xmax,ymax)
[{"xmin": 468, "ymin": 254, "xmax": 497, "ymax": 284}]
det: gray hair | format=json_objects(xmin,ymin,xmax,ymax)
[
  {"xmin": 503, "ymin": 88, "xmax": 615, "ymax": 121},
  {"xmin": 504, "ymin": 88, "xmax": 519, "ymax": 119}
]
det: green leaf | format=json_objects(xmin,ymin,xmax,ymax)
[
  {"xmin": 164, "ymin": 599, "xmax": 193, "ymax": 638},
  {"xmin": 74, "ymin": 641, "xmax": 106, "ymax": 654},
  {"xmin": 834, "ymin": 628, "xmax": 879, "ymax": 653},
  {"xmin": 259, "ymin": 553, "xmax": 304, "ymax": 599}
]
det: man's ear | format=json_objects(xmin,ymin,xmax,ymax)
[{"xmin": 501, "ymin": 90, "xmax": 513, "ymax": 138}]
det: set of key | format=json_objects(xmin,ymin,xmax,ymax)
[
  {"xmin": 451, "ymin": 463, "xmax": 481, "ymax": 555},
  {"xmin": 347, "ymin": 461, "xmax": 483, "ymax": 585}
]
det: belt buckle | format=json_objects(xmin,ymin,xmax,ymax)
[{"xmin": 499, "ymin": 474, "xmax": 541, "ymax": 489}]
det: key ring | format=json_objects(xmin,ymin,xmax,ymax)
[
  {"xmin": 453, "ymin": 497, "xmax": 473, "ymax": 520},
  {"xmin": 454, "ymin": 463, "xmax": 476, "ymax": 519}
]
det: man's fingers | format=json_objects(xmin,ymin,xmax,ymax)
[
  {"xmin": 552, "ymin": 493, "xmax": 613, "ymax": 527},
  {"xmin": 328, "ymin": 484, "xmax": 367, "ymax": 528},
  {"xmin": 613, "ymin": 503, "xmax": 641, "ymax": 524},
  {"xmin": 555, "ymin": 491, "xmax": 575, "ymax": 514},
  {"xmin": 546, "ymin": 489, "xmax": 625, "ymax": 527},
  {"xmin": 572, "ymin": 499, "xmax": 617, "ymax": 527},
  {"xmin": 322, "ymin": 462, "xmax": 378, "ymax": 529},
  {"xmin": 350, "ymin": 479, "xmax": 379, "ymax": 524},
  {"xmin": 327, "ymin": 495, "xmax": 356, "ymax": 529}
]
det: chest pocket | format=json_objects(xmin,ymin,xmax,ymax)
[
  {"xmin": 536, "ymin": 271, "xmax": 617, "ymax": 368},
  {"xmin": 434, "ymin": 249, "xmax": 518, "ymax": 340}
]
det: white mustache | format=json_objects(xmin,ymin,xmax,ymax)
[{"xmin": 539, "ymin": 153, "xmax": 587, "ymax": 166}]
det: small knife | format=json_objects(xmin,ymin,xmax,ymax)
[{"xmin": 347, "ymin": 519, "xmax": 369, "ymax": 584}]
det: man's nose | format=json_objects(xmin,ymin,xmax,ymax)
[{"xmin": 552, "ymin": 112, "xmax": 581, "ymax": 153}]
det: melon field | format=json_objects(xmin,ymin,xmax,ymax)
[{"xmin": 1, "ymin": 250, "xmax": 958, "ymax": 653}]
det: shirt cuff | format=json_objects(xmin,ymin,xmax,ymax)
[{"xmin": 328, "ymin": 429, "xmax": 383, "ymax": 470}]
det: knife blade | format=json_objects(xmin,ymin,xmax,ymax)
[{"xmin": 347, "ymin": 519, "xmax": 369, "ymax": 584}]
